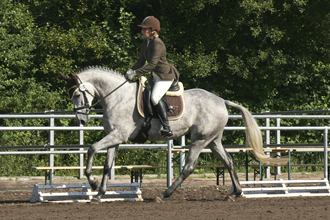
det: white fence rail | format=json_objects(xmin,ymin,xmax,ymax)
[{"xmin": 1, "ymin": 110, "xmax": 330, "ymax": 183}]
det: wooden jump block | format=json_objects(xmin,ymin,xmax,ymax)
[{"xmin": 30, "ymin": 182, "xmax": 142, "ymax": 203}]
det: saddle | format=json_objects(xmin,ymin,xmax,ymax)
[
  {"xmin": 131, "ymin": 76, "xmax": 184, "ymax": 143},
  {"xmin": 137, "ymin": 76, "xmax": 184, "ymax": 120}
]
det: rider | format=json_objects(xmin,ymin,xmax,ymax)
[{"xmin": 126, "ymin": 16, "xmax": 180, "ymax": 137}]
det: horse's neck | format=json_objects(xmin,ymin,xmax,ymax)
[{"xmin": 90, "ymin": 74, "xmax": 136, "ymax": 106}]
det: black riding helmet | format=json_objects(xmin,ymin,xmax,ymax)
[{"xmin": 138, "ymin": 16, "xmax": 160, "ymax": 32}]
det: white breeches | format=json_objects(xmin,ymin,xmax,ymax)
[{"xmin": 151, "ymin": 73, "xmax": 174, "ymax": 105}]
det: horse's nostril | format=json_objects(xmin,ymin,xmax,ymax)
[{"xmin": 80, "ymin": 120, "xmax": 86, "ymax": 125}]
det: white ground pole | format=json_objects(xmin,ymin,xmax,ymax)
[
  {"xmin": 30, "ymin": 182, "xmax": 142, "ymax": 203},
  {"xmin": 241, "ymin": 179, "xmax": 330, "ymax": 198}
]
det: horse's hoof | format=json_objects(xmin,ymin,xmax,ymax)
[
  {"xmin": 90, "ymin": 198, "xmax": 101, "ymax": 204},
  {"xmin": 155, "ymin": 196, "xmax": 163, "ymax": 203},
  {"xmin": 90, "ymin": 179, "xmax": 99, "ymax": 191}
]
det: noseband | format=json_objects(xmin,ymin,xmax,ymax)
[{"xmin": 69, "ymin": 75, "xmax": 127, "ymax": 114}]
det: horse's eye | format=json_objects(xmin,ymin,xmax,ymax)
[{"xmin": 71, "ymin": 93, "xmax": 80, "ymax": 101}]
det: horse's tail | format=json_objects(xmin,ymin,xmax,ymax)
[{"xmin": 225, "ymin": 100, "xmax": 289, "ymax": 166}]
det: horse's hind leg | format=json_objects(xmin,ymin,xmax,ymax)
[
  {"xmin": 209, "ymin": 134, "xmax": 242, "ymax": 200},
  {"xmin": 156, "ymin": 140, "xmax": 206, "ymax": 202},
  {"xmin": 91, "ymin": 146, "xmax": 119, "ymax": 203}
]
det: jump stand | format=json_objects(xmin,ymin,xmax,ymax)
[
  {"xmin": 241, "ymin": 178, "xmax": 330, "ymax": 198},
  {"xmin": 30, "ymin": 182, "xmax": 143, "ymax": 203}
]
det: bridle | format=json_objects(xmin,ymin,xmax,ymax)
[{"xmin": 68, "ymin": 75, "xmax": 127, "ymax": 114}]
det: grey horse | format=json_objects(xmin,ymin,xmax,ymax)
[{"xmin": 60, "ymin": 67, "xmax": 288, "ymax": 203}]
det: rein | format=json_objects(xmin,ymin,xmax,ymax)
[{"xmin": 72, "ymin": 79, "xmax": 128, "ymax": 112}]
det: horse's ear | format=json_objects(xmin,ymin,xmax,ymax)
[
  {"xmin": 59, "ymin": 72, "xmax": 69, "ymax": 81},
  {"xmin": 69, "ymin": 72, "xmax": 77, "ymax": 80}
]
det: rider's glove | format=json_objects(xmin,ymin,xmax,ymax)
[{"xmin": 125, "ymin": 69, "xmax": 136, "ymax": 81}]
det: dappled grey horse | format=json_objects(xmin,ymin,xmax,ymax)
[{"xmin": 60, "ymin": 67, "xmax": 288, "ymax": 203}]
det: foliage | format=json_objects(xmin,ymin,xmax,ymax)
[{"xmin": 1, "ymin": 0, "xmax": 330, "ymax": 176}]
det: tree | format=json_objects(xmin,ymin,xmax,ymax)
[{"xmin": 29, "ymin": 0, "xmax": 136, "ymax": 88}]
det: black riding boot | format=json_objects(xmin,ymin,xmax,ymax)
[{"xmin": 155, "ymin": 100, "xmax": 173, "ymax": 137}]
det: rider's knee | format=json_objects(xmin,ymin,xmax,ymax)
[{"xmin": 151, "ymin": 95, "xmax": 161, "ymax": 106}]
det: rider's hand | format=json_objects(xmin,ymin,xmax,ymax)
[{"xmin": 125, "ymin": 69, "xmax": 136, "ymax": 81}]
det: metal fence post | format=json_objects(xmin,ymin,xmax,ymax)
[
  {"xmin": 265, "ymin": 114, "xmax": 270, "ymax": 178},
  {"xmin": 324, "ymin": 127, "xmax": 328, "ymax": 180},
  {"xmin": 79, "ymin": 124, "xmax": 84, "ymax": 179},
  {"xmin": 167, "ymin": 140, "xmax": 173, "ymax": 187},
  {"xmin": 276, "ymin": 118, "xmax": 281, "ymax": 175},
  {"xmin": 49, "ymin": 110, "xmax": 54, "ymax": 185},
  {"xmin": 180, "ymin": 136, "xmax": 185, "ymax": 187},
  {"xmin": 180, "ymin": 136, "xmax": 186, "ymax": 170}
]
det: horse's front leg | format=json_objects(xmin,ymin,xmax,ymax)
[
  {"xmin": 85, "ymin": 147, "xmax": 99, "ymax": 191},
  {"xmin": 91, "ymin": 146, "xmax": 119, "ymax": 203},
  {"xmin": 85, "ymin": 130, "xmax": 124, "ymax": 192}
]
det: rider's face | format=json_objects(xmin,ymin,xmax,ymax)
[{"xmin": 141, "ymin": 28, "xmax": 153, "ymax": 39}]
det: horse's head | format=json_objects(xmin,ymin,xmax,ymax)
[{"xmin": 60, "ymin": 72, "xmax": 95, "ymax": 125}]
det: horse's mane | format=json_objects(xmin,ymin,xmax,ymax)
[{"xmin": 76, "ymin": 66, "xmax": 124, "ymax": 79}]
